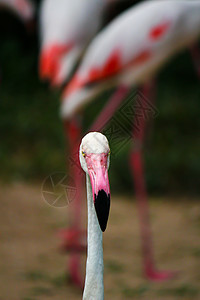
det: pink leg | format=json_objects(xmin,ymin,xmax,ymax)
[
  {"xmin": 130, "ymin": 81, "xmax": 176, "ymax": 281},
  {"xmin": 60, "ymin": 118, "xmax": 85, "ymax": 290}
]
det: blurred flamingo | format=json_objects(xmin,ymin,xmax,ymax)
[
  {"xmin": 80, "ymin": 132, "xmax": 111, "ymax": 300},
  {"xmin": 39, "ymin": 0, "xmax": 123, "ymax": 288},
  {"xmin": 61, "ymin": 0, "xmax": 200, "ymax": 281}
]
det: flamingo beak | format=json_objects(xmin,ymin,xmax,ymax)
[{"xmin": 85, "ymin": 153, "xmax": 110, "ymax": 232}]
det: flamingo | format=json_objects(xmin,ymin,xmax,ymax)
[
  {"xmin": 61, "ymin": 0, "xmax": 200, "ymax": 281},
  {"xmin": 79, "ymin": 132, "xmax": 110, "ymax": 300},
  {"xmin": 39, "ymin": 0, "xmax": 124, "ymax": 288},
  {"xmin": 0, "ymin": 0, "xmax": 35, "ymax": 22}
]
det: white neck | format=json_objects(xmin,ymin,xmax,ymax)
[{"xmin": 83, "ymin": 175, "xmax": 104, "ymax": 300}]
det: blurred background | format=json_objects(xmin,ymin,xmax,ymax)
[{"xmin": 0, "ymin": 0, "xmax": 200, "ymax": 299}]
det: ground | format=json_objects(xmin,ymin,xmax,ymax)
[{"xmin": 0, "ymin": 183, "xmax": 200, "ymax": 300}]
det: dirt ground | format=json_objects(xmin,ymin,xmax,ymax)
[{"xmin": 0, "ymin": 183, "xmax": 200, "ymax": 300}]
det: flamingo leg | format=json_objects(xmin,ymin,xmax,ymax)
[
  {"xmin": 62, "ymin": 118, "xmax": 85, "ymax": 289},
  {"xmin": 130, "ymin": 81, "xmax": 176, "ymax": 281}
]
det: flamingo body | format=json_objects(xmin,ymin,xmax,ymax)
[{"xmin": 39, "ymin": 0, "xmax": 112, "ymax": 85}]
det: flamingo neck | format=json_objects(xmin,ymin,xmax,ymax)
[{"xmin": 83, "ymin": 175, "xmax": 104, "ymax": 300}]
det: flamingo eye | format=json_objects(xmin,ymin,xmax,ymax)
[
  {"xmin": 82, "ymin": 151, "xmax": 86, "ymax": 157},
  {"xmin": 108, "ymin": 150, "xmax": 111, "ymax": 156}
]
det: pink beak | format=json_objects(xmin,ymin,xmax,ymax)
[{"xmin": 85, "ymin": 153, "xmax": 110, "ymax": 232}]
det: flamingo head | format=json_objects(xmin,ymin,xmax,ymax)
[{"xmin": 80, "ymin": 132, "xmax": 111, "ymax": 232}]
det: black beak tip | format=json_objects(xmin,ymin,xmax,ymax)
[{"xmin": 94, "ymin": 190, "xmax": 110, "ymax": 232}]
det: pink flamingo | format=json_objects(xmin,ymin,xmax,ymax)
[
  {"xmin": 61, "ymin": 0, "xmax": 200, "ymax": 281},
  {"xmin": 39, "ymin": 0, "xmax": 121, "ymax": 289}
]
